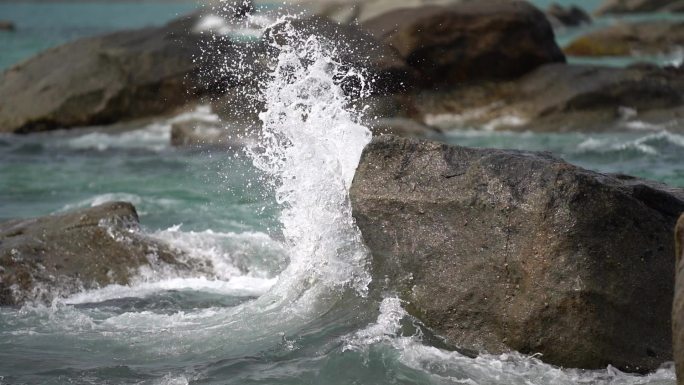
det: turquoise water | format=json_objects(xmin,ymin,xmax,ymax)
[{"xmin": 1, "ymin": 2, "xmax": 683, "ymax": 385}]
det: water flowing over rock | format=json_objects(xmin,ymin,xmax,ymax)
[
  {"xmin": 565, "ymin": 21, "xmax": 684, "ymax": 57},
  {"xmin": 0, "ymin": 13, "xmax": 222, "ymax": 134},
  {"xmin": 674, "ymin": 214, "xmax": 684, "ymax": 384},
  {"xmin": 0, "ymin": 202, "xmax": 189, "ymax": 305},
  {"xmin": 350, "ymin": 135, "xmax": 684, "ymax": 372},
  {"xmin": 361, "ymin": 0, "xmax": 565, "ymax": 87}
]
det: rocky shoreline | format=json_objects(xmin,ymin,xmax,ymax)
[{"xmin": 2, "ymin": 0, "xmax": 684, "ymax": 381}]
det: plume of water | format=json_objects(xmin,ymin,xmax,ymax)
[{"xmin": 247, "ymin": 17, "xmax": 373, "ymax": 298}]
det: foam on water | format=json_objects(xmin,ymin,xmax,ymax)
[
  {"xmin": 577, "ymin": 130, "xmax": 684, "ymax": 156},
  {"xmin": 344, "ymin": 298, "xmax": 675, "ymax": 385}
]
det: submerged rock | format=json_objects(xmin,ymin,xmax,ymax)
[
  {"xmin": 565, "ymin": 21, "xmax": 684, "ymax": 57},
  {"xmin": 361, "ymin": 0, "xmax": 565, "ymax": 87},
  {"xmin": 0, "ymin": 13, "xmax": 227, "ymax": 134},
  {"xmin": 674, "ymin": 214, "xmax": 684, "ymax": 383},
  {"xmin": 0, "ymin": 202, "xmax": 189, "ymax": 305},
  {"xmin": 351, "ymin": 135, "xmax": 684, "ymax": 372}
]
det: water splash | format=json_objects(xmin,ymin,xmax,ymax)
[{"xmin": 246, "ymin": 16, "xmax": 373, "ymax": 297}]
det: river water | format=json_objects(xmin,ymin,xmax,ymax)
[{"xmin": 1, "ymin": 1, "xmax": 683, "ymax": 384}]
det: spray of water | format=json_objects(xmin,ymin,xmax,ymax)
[{"xmin": 246, "ymin": 17, "xmax": 373, "ymax": 298}]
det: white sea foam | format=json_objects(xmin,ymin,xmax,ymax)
[
  {"xmin": 343, "ymin": 297, "xmax": 408, "ymax": 351},
  {"xmin": 63, "ymin": 276, "xmax": 275, "ymax": 305},
  {"xmin": 577, "ymin": 130, "xmax": 684, "ymax": 156}
]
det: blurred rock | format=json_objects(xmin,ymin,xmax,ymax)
[
  {"xmin": 546, "ymin": 3, "xmax": 592, "ymax": 28},
  {"xmin": 361, "ymin": 0, "xmax": 565, "ymax": 87},
  {"xmin": 565, "ymin": 21, "xmax": 684, "ymax": 57},
  {"xmin": 0, "ymin": 12, "xmax": 243, "ymax": 134},
  {"xmin": 675, "ymin": 213, "xmax": 684, "ymax": 384},
  {"xmin": 596, "ymin": 0, "xmax": 684, "ymax": 15},
  {"xmin": 408, "ymin": 63, "xmax": 684, "ymax": 132},
  {"xmin": 0, "ymin": 202, "xmax": 192, "ymax": 306},
  {"xmin": 0, "ymin": 20, "xmax": 15, "ymax": 31},
  {"xmin": 351, "ymin": 135, "xmax": 684, "ymax": 372}
]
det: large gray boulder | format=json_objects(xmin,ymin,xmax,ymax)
[
  {"xmin": 0, "ymin": 202, "xmax": 190, "ymax": 305},
  {"xmin": 361, "ymin": 0, "xmax": 565, "ymax": 87},
  {"xmin": 351, "ymin": 135, "xmax": 684, "ymax": 372},
  {"xmin": 674, "ymin": 214, "xmax": 684, "ymax": 384},
  {"xmin": 0, "ymin": 13, "xmax": 222, "ymax": 133}
]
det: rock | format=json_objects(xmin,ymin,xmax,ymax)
[
  {"xmin": 361, "ymin": 0, "xmax": 565, "ymax": 87},
  {"xmin": 367, "ymin": 117, "xmax": 442, "ymax": 137},
  {"xmin": 0, "ymin": 13, "xmax": 231, "ymax": 134},
  {"xmin": 0, "ymin": 202, "xmax": 190, "ymax": 305},
  {"xmin": 674, "ymin": 214, "xmax": 684, "ymax": 383},
  {"xmin": 546, "ymin": 3, "xmax": 592, "ymax": 28},
  {"xmin": 596, "ymin": 0, "xmax": 684, "ymax": 15},
  {"xmin": 565, "ymin": 21, "xmax": 684, "ymax": 57},
  {"xmin": 0, "ymin": 20, "xmax": 15, "ymax": 31},
  {"xmin": 351, "ymin": 135, "xmax": 684, "ymax": 372},
  {"xmin": 409, "ymin": 63, "xmax": 684, "ymax": 132}
]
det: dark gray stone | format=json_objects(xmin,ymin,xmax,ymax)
[
  {"xmin": 0, "ymin": 202, "xmax": 190, "ymax": 305},
  {"xmin": 351, "ymin": 135, "xmax": 684, "ymax": 372}
]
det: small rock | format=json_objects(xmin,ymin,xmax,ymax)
[
  {"xmin": 0, "ymin": 20, "xmax": 15, "ymax": 31},
  {"xmin": 596, "ymin": 0, "xmax": 684, "ymax": 15}
]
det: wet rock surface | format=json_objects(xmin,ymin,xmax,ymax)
[
  {"xmin": 361, "ymin": 0, "xmax": 565, "ymax": 87},
  {"xmin": 0, "ymin": 202, "xmax": 189, "ymax": 306},
  {"xmin": 674, "ymin": 214, "xmax": 684, "ymax": 384},
  {"xmin": 565, "ymin": 21, "xmax": 684, "ymax": 57},
  {"xmin": 351, "ymin": 135, "xmax": 684, "ymax": 372}
]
